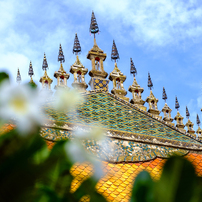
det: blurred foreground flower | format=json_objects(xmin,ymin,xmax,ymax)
[
  {"xmin": 65, "ymin": 127, "xmax": 106, "ymax": 180},
  {"xmin": 65, "ymin": 140, "xmax": 104, "ymax": 180},
  {"xmin": 74, "ymin": 127, "xmax": 104, "ymax": 140},
  {"xmin": 0, "ymin": 81, "xmax": 45, "ymax": 135},
  {"xmin": 53, "ymin": 89, "xmax": 84, "ymax": 112}
]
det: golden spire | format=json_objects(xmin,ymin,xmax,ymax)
[
  {"xmin": 28, "ymin": 61, "xmax": 36, "ymax": 85},
  {"xmin": 128, "ymin": 59, "xmax": 145, "ymax": 110},
  {"xmin": 185, "ymin": 119, "xmax": 195, "ymax": 136},
  {"xmin": 145, "ymin": 74, "xmax": 161, "ymax": 119},
  {"xmin": 174, "ymin": 98, "xmax": 185, "ymax": 132},
  {"xmin": 70, "ymin": 34, "xmax": 88, "ymax": 92},
  {"xmin": 87, "ymin": 11, "xmax": 109, "ymax": 91},
  {"xmin": 54, "ymin": 45, "xmax": 69, "ymax": 90},
  {"xmin": 161, "ymin": 87, "xmax": 174, "ymax": 125},
  {"xmin": 196, "ymin": 114, "xmax": 202, "ymax": 139},
  {"xmin": 39, "ymin": 54, "xmax": 53, "ymax": 91},
  {"xmin": 109, "ymin": 41, "xmax": 129, "ymax": 102},
  {"xmin": 185, "ymin": 106, "xmax": 195, "ymax": 136},
  {"xmin": 146, "ymin": 90, "xmax": 161, "ymax": 119}
]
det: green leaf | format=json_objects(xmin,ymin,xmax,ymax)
[
  {"xmin": 131, "ymin": 171, "xmax": 155, "ymax": 202},
  {"xmin": 26, "ymin": 81, "xmax": 37, "ymax": 89},
  {"xmin": 0, "ymin": 128, "xmax": 108, "ymax": 201},
  {"xmin": 155, "ymin": 156, "xmax": 196, "ymax": 202},
  {"xmin": 73, "ymin": 176, "xmax": 107, "ymax": 202},
  {"xmin": 36, "ymin": 185, "xmax": 61, "ymax": 202},
  {"xmin": 0, "ymin": 72, "xmax": 9, "ymax": 85},
  {"xmin": 189, "ymin": 177, "xmax": 202, "ymax": 202},
  {"xmin": 0, "ymin": 131, "xmax": 47, "ymax": 201},
  {"xmin": 33, "ymin": 145, "xmax": 50, "ymax": 164}
]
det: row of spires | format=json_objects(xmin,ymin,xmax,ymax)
[{"xmin": 16, "ymin": 11, "xmax": 202, "ymax": 138}]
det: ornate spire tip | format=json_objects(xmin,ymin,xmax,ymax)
[
  {"xmin": 175, "ymin": 97, "xmax": 180, "ymax": 110},
  {"xmin": 111, "ymin": 40, "xmax": 120, "ymax": 62},
  {"xmin": 197, "ymin": 114, "xmax": 200, "ymax": 126},
  {"xmin": 58, "ymin": 44, "xmax": 65, "ymax": 63},
  {"xmin": 73, "ymin": 33, "xmax": 81, "ymax": 55},
  {"xmin": 186, "ymin": 106, "xmax": 190, "ymax": 119},
  {"xmin": 162, "ymin": 87, "xmax": 167, "ymax": 102},
  {"xmin": 90, "ymin": 11, "xmax": 99, "ymax": 36},
  {"xmin": 147, "ymin": 73, "xmax": 153, "ymax": 90},
  {"xmin": 42, "ymin": 53, "xmax": 48, "ymax": 71},
  {"xmin": 16, "ymin": 68, "xmax": 21, "ymax": 83},
  {"xmin": 130, "ymin": 58, "xmax": 137, "ymax": 77},
  {"xmin": 28, "ymin": 61, "xmax": 34, "ymax": 78}
]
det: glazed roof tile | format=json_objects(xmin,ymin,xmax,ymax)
[{"xmin": 42, "ymin": 91, "xmax": 202, "ymax": 160}]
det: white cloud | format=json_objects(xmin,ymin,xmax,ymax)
[
  {"xmin": 197, "ymin": 96, "xmax": 202, "ymax": 108},
  {"xmin": 0, "ymin": 0, "xmax": 15, "ymax": 31},
  {"xmin": 0, "ymin": 0, "xmax": 201, "ymax": 82},
  {"xmin": 0, "ymin": 0, "xmax": 201, "ymax": 134},
  {"xmin": 66, "ymin": 0, "xmax": 202, "ymax": 47}
]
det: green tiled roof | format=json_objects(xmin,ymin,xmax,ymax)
[{"xmin": 43, "ymin": 91, "xmax": 202, "ymax": 151}]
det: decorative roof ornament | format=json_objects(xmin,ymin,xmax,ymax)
[
  {"xmin": 186, "ymin": 106, "xmax": 190, "ymax": 119},
  {"xmin": 58, "ymin": 44, "xmax": 65, "ymax": 63},
  {"xmin": 42, "ymin": 53, "xmax": 48, "ymax": 71},
  {"xmin": 87, "ymin": 11, "xmax": 108, "ymax": 81},
  {"xmin": 162, "ymin": 87, "xmax": 167, "ymax": 102},
  {"xmin": 147, "ymin": 73, "xmax": 153, "ymax": 90},
  {"xmin": 197, "ymin": 114, "xmax": 201, "ymax": 126},
  {"xmin": 28, "ymin": 61, "xmax": 34, "ymax": 78},
  {"xmin": 16, "ymin": 68, "xmax": 21, "ymax": 84},
  {"xmin": 130, "ymin": 58, "xmax": 137, "ymax": 77},
  {"xmin": 73, "ymin": 33, "xmax": 81, "ymax": 55},
  {"xmin": 90, "ymin": 11, "xmax": 99, "ymax": 37},
  {"xmin": 111, "ymin": 40, "xmax": 119, "ymax": 62},
  {"xmin": 175, "ymin": 97, "xmax": 180, "ymax": 111}
]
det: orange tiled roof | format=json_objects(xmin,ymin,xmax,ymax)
[
  {"xmin": 70, "ymin": 153, "xmax": 202, "ymax": 202},
  {"xmin": 0, "ymin": 123, "xmax": 15, "ymax": 135}
]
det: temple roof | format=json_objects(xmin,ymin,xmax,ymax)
[{"xmin": 41, "ymin": 90, "xmax": 202, "ymax": 162}]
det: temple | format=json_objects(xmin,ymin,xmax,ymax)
[{"xmin": 17, "ymin": 11, "xmax": 202, "ymax": 202}]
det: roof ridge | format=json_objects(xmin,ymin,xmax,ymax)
[{"xmin": 41, "ymin": 123, "xmax": 202, "ymax": 151}]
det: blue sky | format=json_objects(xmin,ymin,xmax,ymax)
[{"xmin": 0, "ymin": 0, "xmax": 202, "ymax": 131}]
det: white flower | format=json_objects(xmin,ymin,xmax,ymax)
[
  {"xmin": 72, "ymin": 127, "xmax": 106, "ymax": 179},
  {"xmin": 74, "ymin": 127, "xmax": 105, "ymax": 140},
  {"xmin": 65, "ymin": 140, "xmax": 90, "ymax": 163},
  {"xmin": 65, "ymin": 139, "xmax": 104, "ymax": 180},
  {"xmin": 0, "ymin": 81, "xmax": 45, "ymax": 135},
  {"xmin": 53, "ymin": 89, "xmax": 84, "ymax": 112}
]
